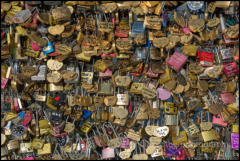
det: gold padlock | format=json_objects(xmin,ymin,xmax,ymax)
[
  {"xmin": 164, "ymin": 102, "xmax": 177, "ymax": 114},
  {"xmin": 172, "ymin": 131, "xmax": 188, "ymax": 145},
  {"xmin": 37, "ymin": 143, "xmax": 51, "ymax": 155},
  {"xmin": 80, "ymin": 123, "xmax": 92, "ymax": 134},
  {"xmin": 20, "ymin": 143, "xmax": 33, "ymax": 153},
  {"xmin": 232, "ymin": 124, "xmax": 239, "ymax": 133},
  {"xmin": 201, "ymin": 129, "xmax": 218, "ymax": 142}
]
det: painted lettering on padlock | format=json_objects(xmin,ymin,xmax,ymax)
[
  {"xmin": 120, "ymin": 138, "xmax": 130, "ymax": 149},
  {"xmin": 231, "ymin": 133, "xmax": 239, "ymax": 149}
]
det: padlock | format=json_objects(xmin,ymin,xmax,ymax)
[
  {"xmin": 41, "ymin": 37, "xmax": 54, "ymax": 55},
  {"xmin": 37, "ymin": 143, "xmax": 51, "ymax": 155},
  {"xmin": 81, "ymin": 122, "xmax": 92, "ymax": 134},
  {"xmin": 231, "ymin": 133, "xmax": 239, "ymax": 149},
  {"xmin": 198, "ymin": 51, "xmax": 214, "ymax": 67}
]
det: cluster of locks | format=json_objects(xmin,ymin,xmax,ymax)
[{"xmin": 1, "ymin": 1, "xmax": 240, "ymax": 160}]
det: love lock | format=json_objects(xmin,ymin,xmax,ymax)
[{"xmin": 11, "ymin": 125, "xmax": 26, "ymax": 137}]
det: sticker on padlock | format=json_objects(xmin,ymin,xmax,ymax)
[{"xmin": 41, "ymin": 37, "xmax": 54, "ymax": 55}]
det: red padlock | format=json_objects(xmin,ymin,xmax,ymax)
[
  {"xmin": 31, "ymin": 41, "xmax": 42, "ymax": 51},
  {"xmin": 176, "ymin": 149, "xmax": 185, "ymax": 160},
  {"xmin": 223, "ymin": 62, "xmax": 238, "ymax": 78},
  {"xmin": 212, "ymin": 114, "xmax": 228, "ymax": 127},
  {"xmin": 22, "ymin": 111, "xmax": 32, "ymax": 126},
  {"xmin": 1, "ymin": 32, "xmax": 4, "ymax": 40},
  {"xmin": 198, "ymin": 51, "xmax": 214, "ymax": 67}
]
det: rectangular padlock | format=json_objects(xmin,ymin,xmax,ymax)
[
  {"xmin": 220, "ymin": 93, "xmax": 236, "ymax": 104},
  {"xmin": 80, "ymin": 123, "xmax": 92, "ymax": 134},
  {"xmin": 166, "ymin": 51, "xmax": 188, "ymax": 72},
  {"xmin": 223, "ymin": 62, "xmax": 238, "ymax": 78},
  {"xmin": 231, "ymin": 133, "xmax": 239, "ymax": 149},
  {"xmin": 198, "ymin": 51, "xmax": 214, "ymax": 67},
  {"xmin": 172, "ymin": 130, "xmax": 188, "ymax": 145},
  {"xmin": 165, "ymin": 114, "xmax": 177, "ymax": 126},
  {"xmin": 201, "ymin": 129, "xmax": 218, "ymax": 142},
  {"xmin": 116, "ymin": 94, "xmax": 129, "ymax": 106},
  {"xmin": 232, "ymin": 124, "xmax": 239, "ymax": 133},
  {"xmin": 158, "ymin": 68, "xmax": 171, "ymax": 84},
  {"xmin": 81, "ymin": 72, "xmax": 93, "ymax": 84},
  {"xmin": 37, "ymin": 143, "xmax": 51, "ymax": 155},
  {"xmin": 164, "ymin": 102, "xmax": 177, "ymax": 114},
  {"xmin": 102, "ymin": 147, "xmax": 115, "ymax": 159},
  {"xmin": 212, "ymin": 114, "xmax": 228, "ymax": 127},
  {"xmin": 20, "ymin": 143, "xmax": 33, "ymax": 153}
]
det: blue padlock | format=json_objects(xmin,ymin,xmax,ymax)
[
  {"xmin": 145, "ymin": 37, "xmax": 151, "ymax": 48},
  {"xmin": 18, "ymin": 111, "xmax": 25, "ymax": 118},
  {"xmin": 82, "ymin": 110, "xmax": 92, "ymax": 120},
  {"xmin": 167, "ymin": 96, "xmax": 173, "ymax": 103},
  {"xmin": 41, "ymin": 37, "xmax": 54, "ymax": 55}
]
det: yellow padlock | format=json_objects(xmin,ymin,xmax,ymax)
[
  {"xmin": 232, "ymin": 124, "xmax": 239, "ymax": 133},
  {"xmin": 80, "ymin": 123, "xmax": 92, "ymax": 134}
]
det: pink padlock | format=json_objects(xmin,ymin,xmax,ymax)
[
  {"xmin": 120, "ymin": 138, "xmax": 130, "ymax": 149},
  {"xmin": 22, "ymin": 111, "xmax": 32, "ymax": 126},
  {"xmin": 146, "ymin": 67, "xmax": 158, "ymax": 78},
  {"xmin": 212, "ymin": 114, "xmax": 228, "ymax": 127},
  {"xmin": 102, "ymin": 147, "xmax": 115, "ymax": 159},
  {"xmin": 182, "ymin": 27, "xmax": 191, "ymax": 34},
  {"xmin": 221, "ymin": 93, "xmax": 236, "ymax": 104},
  {"xmin": 1, "ymin": 78, "xmax": 8, "ymax": 89},
  {"xmin": 31, "ymin": 41, "xmax": 42, "ymax": 51},
  {"xmin": 99, "ymin": 68, "xmax": 112, "ymax": 78},
  {"xmin": 22, "ymin": 157, "xmax": 34, "ymax": 160},
  {"xmin": 157, "ymin": 88, "xmax": 171, "ymax": 101},
  {"xmin": 14, "ymin": 97, "xmax": 20, "ymax": 112},
  {"xmin": 167, "ymin": 51, "xmax": 188, "ymax": 72}
]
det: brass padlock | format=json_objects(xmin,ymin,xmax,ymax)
[
  {"xmin": 20, "ymin": 143, "xmax": 33, "ymax": 153},
  {"xmin": 80, "ymin": 122, "xmax": 92, "ymax": 134},
  {"xmin": 7, "ymin": 140, "xmax": 19, "ymax": 151},
  {"xmin": 164, "ymin": 102, "xmax": 177, "ymax": 114},
  {"xmin": 201, "ymin": 129, "xmax": 218, "ymax": 142},
  {"xmin": 172, "ymin": 131, "xmax": 188, "ymax": 145},
  {"xmin": 37, "ymin": 143, "xmax": 51, "ymax": 155}
]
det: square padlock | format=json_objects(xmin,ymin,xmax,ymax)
[
  {"xmin": 198, "ymin": 51, "xmax": 214, "ymax": 67},
  {"xmin": 223, "ymin": 62, "xmax": 238, "ymax": 78}
]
